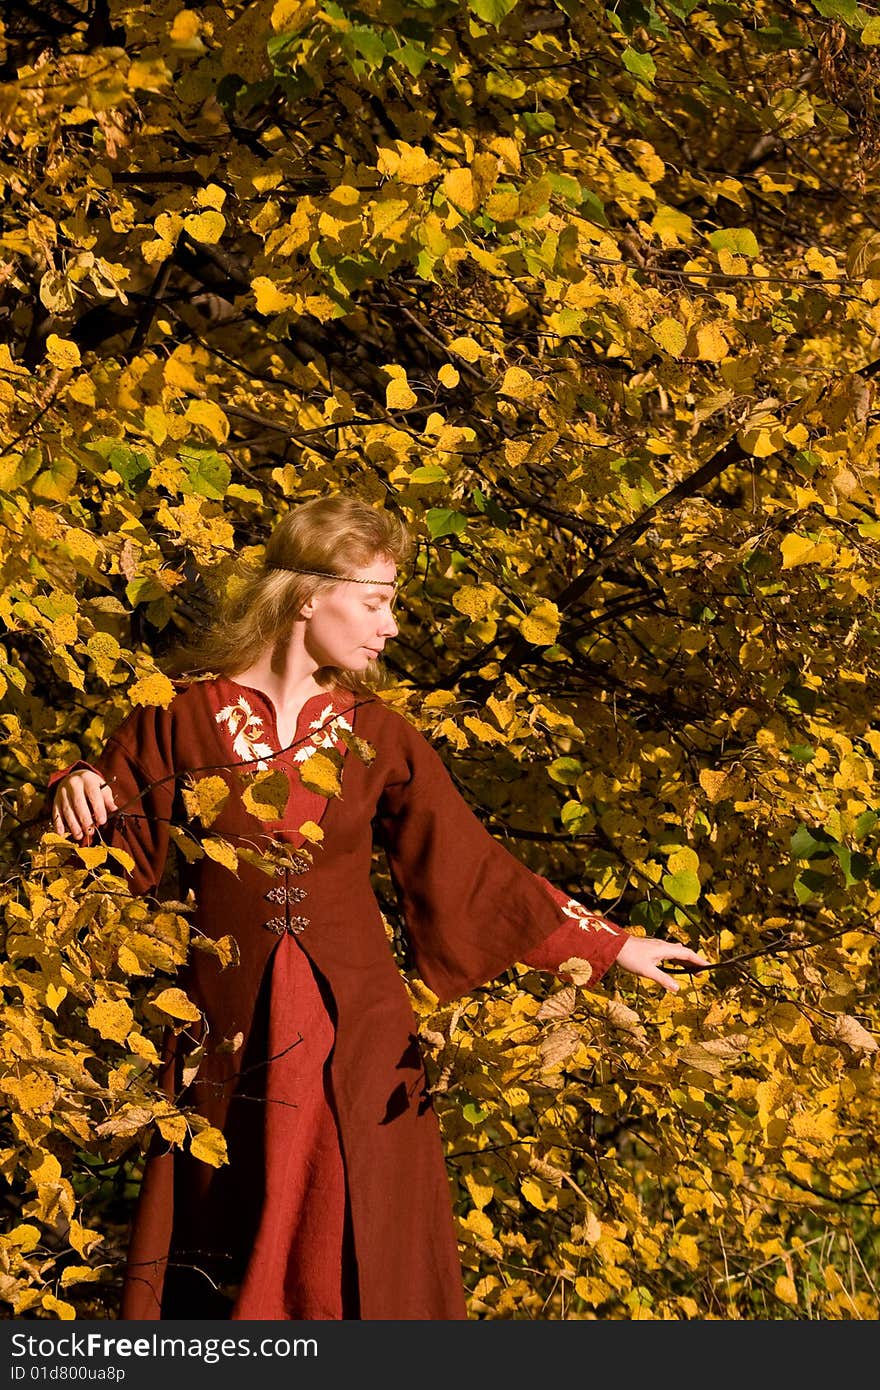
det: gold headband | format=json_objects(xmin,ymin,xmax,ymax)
[{"xmin": 268, "ymin": 564, "xmax": 397, "ymax": 587}]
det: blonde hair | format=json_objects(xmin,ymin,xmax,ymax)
[{"xmin": 162, "ymin": 494, "xmax": 414, "ymax": 697}]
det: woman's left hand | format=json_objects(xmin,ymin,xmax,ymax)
[{"xmin": 615, "ymin": 935, "xmax": 712, "ymax": 992}]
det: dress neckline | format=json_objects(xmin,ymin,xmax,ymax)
[{"xmin": 217, "ymin": 677, "xmax": 341, "ymax": 752}]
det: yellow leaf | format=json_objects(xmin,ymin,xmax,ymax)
[
  {"xmin": 692, "ymin": 323, "xmax": 729, "ymax": 361},
  {"xmin": 152, "ymin": 987, "xmax": 201, "ymax": 1022},
  {"xmin": 45, "ymin": 336, "xmax": 81, "ymax": 370},
  {"xmin": 45, "ymin": 983, "xmax": 67, "ymax": 1012},
  {"xmin": 443, "ymin": 167, "xmax": 478, "ymax": 212},
  {"xmin": 0, "ymin": 1224, "xmax": 40, "ymax": 1252},
  {"xmin": 651, "ymin": 206, "xmax": 693, "ymax": 245},
  {"xmin": 775, "ymin": 1275, "xmax": 798, "ymax": 1306},
  {"xmin": 298, "ymin": 749, "xmax": 342, "ymax": 799},
  {"xmin": 520, "ymin": 1178, "xmax": 550, "ymax": 1210},
  {"xmin": 181, "ymin": 774, "xmax": 230, "ymax": 827},
  {"xmin": 485, "ymin": 189, "xmax": 519, "ymax": 221},
  {"xmin": 669, "ymin": 1233, "xmax": 701, "ymax": 1269},
  {"xmin": 170, "ymin": 10, "xmax": 201, "ymax": 42},
  {"xmin": 448, "ymin": 336, "xmax": 483, "ymax": 362},
  {"xmin": 575, "ymin": 1275, "xmax": 612, "ymax": 1306},
  {"xmin": 452, "ymin": 585, "xmax": 490, "ymax": 619},
  {"xmin": 39, "ymin": 270, "xmax": 75, "ymax": 313},
  {"xmin": 185, "ymin": 399, "xmax": 229, "ymax": 442},
  {"xmin": 142, "ymin": 237, "xmax": 174, "ymax": 265},
  {"xmin": 790, "ymin": 1108, "xmax": 837, "ymax": 1144},
  {"xmin": 499, "ymin": 366, "xmax": 535, "ymax": 400},
  {"xmin": 298, "ymin": 819, "xmax": 324, "ymax": 842},
  {"xmin": 650, "ymin": 317, "xmax": 687, "ymax": 358},
  {"xmin": 128, "ymin": 59, "xmax": 171, "ymax": 90},
  {"xmin": 202, "ymin": 836, "xmax": 239, "ymax": 871},
  {"xmin": 667, "ymin": 846, "xmax": 699, "ymax": 875},
  {"xmin": 520, "ymin": 598, "xmax": 561, "ymax": 645},
  {"xmin": 242, "ymin": 768, "xmax": 290, "ymax": 820},
  {"xmin": 0, "ymin": 1073, "xmax": 56, "ymax": 1113},
  {"xmin": 41, "ymin": 1293, "xmax": 75, "ymax": 1319},
  {"xmin": 190, "ymin": 1125, "xmax": 228, "ymax": 1167},
  {"xmin": 129, "ymin": 670, "xmax": 177, "ymax": 708},
  {"xmin": 464, "ymin": 1172, "xmax": 494, "ymax": 1210},
  {"xmin": 271, "ymin": 0, "xmax": 314, "ymax": 32},
  {"xmin": 385, "ymin": 373, "xmax": 418, "ymax": 410},
  {"xmin": 60, "ymin": 1265, "xmax": 101, "ymax": 1287},
  {"xmin": 739, "ymin": 424, "xmax": 784, "ymax": 457},
  {"xmin": 699, "ymin": 768, "xmax": 730, "ymax": 802},
  {"xmin": 156, "ymin": 1112, "xmax": 188, "ymax": 1144},
  {"xmin": 438, "ymin": 363, "xmax": 460, "ymax": 388},
  {"xmin": 779, "ymin": 534, "xmax": 833, "ymax": 569},
  {"xmin": 86, "ymin": 999, "xmax": 134, "ymax": 1044},
  {"xmin": 396, "ymin": 147, "xmax": 441, "ymax": 185},
  {"xmin": 252, "ymin": 275, "xmax": 298, "ymax": 314},
  {"xmin": 68, "ymin": 1221, "xmax": 103, "ymax": 1257},
  {"xmin": 196, "ymin": 183, "xmax": 226, "ymax": 210},
  {"xmin": 183, "ymin": 211, "xmax": 226, "ymax": 244},
  {"xmin": 804, "ymin": 247, "xmax": 838, "ymax": 278}
]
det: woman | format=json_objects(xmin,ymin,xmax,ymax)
[{"xmin": 48, "ymin": 494, "xmax": 709, "ymax": 1321}]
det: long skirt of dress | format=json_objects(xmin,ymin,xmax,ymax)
[{"xmin": 127, "ymin": 937, "xmax": 359, "ymax": 1320}]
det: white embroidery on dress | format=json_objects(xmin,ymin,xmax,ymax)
[
  {"xmin": 560, "ymin": 895, "xmax": 619, "ymax": 935},
  {"xmin": 291, "ymin": 702, "xmax": 353, "ymax": 763},
  {"xmin": 215, "ymin": 696, "xmax": 276, "ymax": 771}
]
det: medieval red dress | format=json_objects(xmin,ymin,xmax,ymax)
[{"xmin": 47, "ymin": 677, "xmax": 628, "ymax": 1321}]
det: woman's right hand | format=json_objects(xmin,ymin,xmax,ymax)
[{"xmin": 52, "ymin": 769, "xmax": 118, "ymax": 843}]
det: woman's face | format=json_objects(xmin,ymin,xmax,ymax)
[{"xmin": 300, "ymin": 554, "xmax": 399, "ymax": 670}]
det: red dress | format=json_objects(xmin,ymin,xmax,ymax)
[{"xmin": 47, "ymin": 677, "xmax": 627, "ymax": 1320}]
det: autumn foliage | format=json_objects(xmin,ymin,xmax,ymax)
[{"xmin": 2, "ymin": 0, "xmax": 879, "ymax": 1319}]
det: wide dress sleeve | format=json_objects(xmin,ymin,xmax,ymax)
[
  {"xmin": 46, "ymin": 703, "xmax": 177, "ymax": 900},
  {"xmin": 375, "ymin": 718, "xmax": 628, "ymax": 1005}
]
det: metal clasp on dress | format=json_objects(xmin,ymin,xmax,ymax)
[
  {"xmin": 264, "ymin": 883, "xmax": 308, "ymax": 906},
  {"xmin": 263, "ymin": 914, "xmax": 310, "ymax": 937}
]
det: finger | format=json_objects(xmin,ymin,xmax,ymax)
[
  {"xmin": 646, "ymin": 967, "xmax": 679, "ymax": 993},
  {"xmin": 101, "ymin": 783, "xmax": 118, "ymax": 814},
  {"xmin": 69, "ymin": 790, "xmax": 99, "ymax": 841},
  {"xmin": 86, "ymin": 786, "xmax": 114, "ymax": 832},
  {"xmin": 663, "ymin": 947, "xmax": 712, "ymax": 972}
]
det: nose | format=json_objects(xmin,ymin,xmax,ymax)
[{"xmin": 380, "ymin": 613, "xmax": 398, "ymax": 639}]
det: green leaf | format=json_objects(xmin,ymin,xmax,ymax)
[
  {"xmin": 179, "ymin": 446, "xmax": 231, "ymax": 500},
  {"xmin": 622, "ymin": 46, "xmax": 657, "ymax": 84},
  {"xmin": 661, "ymin": 869, "xmax": 700, "ymax": 905},
  {"xmin": 548, "ymin": 757, "xmax": 583, "ymax": 786},
  {"xmin": 790, "ymin": 824, "xmax": 832, "ymax": 859},
  {"xmin": 467, "ymin": 0, "xmax": 520, "ymax": 24},
  {"xmin": 426, "ymin": 508, "xmax": 468, "ymax": 539},
  {"xmin": 811, "ymin": 0, "xmax": 858, "ymax": 21},
  {"xmin": 581, "ymin": 188, "xmax": 608, "ymax": 226},
  {"xmin": 342, "ymin": 26, "xmax": 388, "ymax": 68},
  {"xmin": 708, "ymin": 227, "xmax": 760, "ymax": 258},
  {"xmin": 462, "ymin": 1102, "xmax": 489, "ymax": 1124},
  {"xmin": 854, "ymin": 809, "xmax": 879, "ymax": 840},
  {"xmin": 794, "ymin": 867, "xmax": 830, "ymax": 902},
  {"xmin": 629, "ymin": 897, "xmax": 674, "ymax": 931},
  {"xmin": 547, "ymin": 172, "xmax": 584, "ymax": 203},
  {"xmin": 31, "ymin": 453, "xmax": 78, "ymax": 501},
  {"xmin": 408, "ymin": 463, "xmax": 449, "ymax": 483},
  {"xmin": 862, "ymin": 15, "xmax": 880, "ymax": 44},
  {"xmin": 787, "ymin": 744, "xmax": 816, "ymax": 764},
  {"xmin": 388, "ymin": 41, "xmax": 430, "ymax": 75}
]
